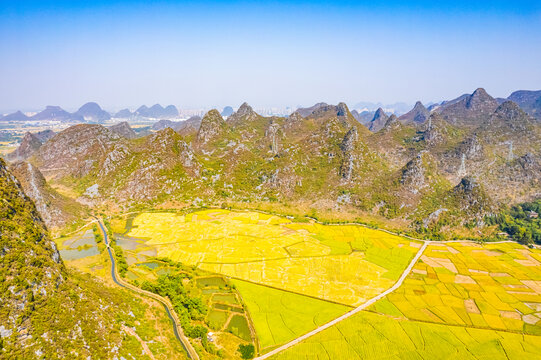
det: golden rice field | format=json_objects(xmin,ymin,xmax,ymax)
[
  {"xmin": 370, "ymin": 242, "xmax": 541, "ymax": 334},
  {"xmin": 124, "ymin": 210, "xmax": 422, "ymax": 306},
  {"xmin": 272, "ymin": 310, "xmax": 541, "ymax": 360}
]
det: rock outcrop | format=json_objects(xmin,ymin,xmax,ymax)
[
  {"xmin": 227, "ymin": 102, "xmax": 258, "ymax": 126},
  {"xmin": 438, "ymin": 88, "xmax": 499, "ymax": 125},
  {"xmin": 196, "ymin": 109, "xmax": 227, "ymax": 145},
  {"xmin": 6, "ymin": 132, "xmax": 42, "ymax": 162},
  {"xmin": 109, "ymin": 121, "xmax": 137, "ymax": 139},
  {"xmin": 339, "ymin": 127, "xmax": 358, "ymax": 181},
  {"xmin": 400, "ymin": 153, "xmax": 427, "ymax": 192},
  {"xmin": 368, "ymin": 108, "xmax": 389, "ymax": 132},
  {"xmin": 399, "ymin": 101, "xmax": 430, "ymax": 123},
  {"xmin": 265, "ymin": 121, "xmax": 281, "ymax": 155}
]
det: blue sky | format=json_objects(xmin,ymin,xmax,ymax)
[{"xmin": 1, "ymin": 1, "xmax": 540, "ymax": 111}]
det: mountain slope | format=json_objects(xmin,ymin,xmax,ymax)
[
  {"xmin": 26, "ymin": 93, "xmax": 541, "ymax": 240},
  {"xmin": 437, "ymin": 88, "xmax": 499, "ymax": 126},
  {"xmin": 508, "ymin": 90, "xmax": 541, "ymax": 120},
  {"xmin": 31, "ymin": 106, "xmax": 83, "ymax": 122},
  {"xmin": 368, "ymin": 108, "xmax": 389, "ymax": 132},
  {"xmin": 10, "ymin": 161, "xmax": 87, "ymax": 230},
  {"xmin": 74, "ymin": 102, "xmax": 111, "ymax": 122},
  {"xmin": 114, "ymin": 108, "xmax": 133, "ymax": 118},
  {"xmin": 0, "ymin": 158, "xmax": 181, "ymax": 359},
  {"xmin": 1, "ymin": 110, "xmax": 30, "ymax": 121},
  {"xmin": 399, "ymin": 101, "xmax": 430, "ymax": 123},
  {"xmin": 6, "ymin": 132, "xmax": 43, "ymax": 162},
  {"xmin": 109, "ymin": 121, "xmax": 137, "ymax": 139}
]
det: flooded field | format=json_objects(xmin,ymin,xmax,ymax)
[{"xmin": 58, "ymin": 229, "xmax": 99, "ymax": 261}]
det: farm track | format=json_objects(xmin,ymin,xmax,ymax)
[
  {"xmin": 96, "ymin": 218, "xmax": 200, "ymax": 360},
  {"xmin": 254, "ymin": 241, "xmax": 430, "ymax": 359}
]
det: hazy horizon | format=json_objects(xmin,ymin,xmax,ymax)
[{"xmin": 1, "ymin": 1, "xmax": 540, "ymax": 112}]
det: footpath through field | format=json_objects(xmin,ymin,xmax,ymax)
[
  {"xmin": 96, "ymin": 218, "xmax": 200, "ymax": 360},
  {"xmin": 254, "ymin": 241, "xmax": 430, "ymax": 360}
]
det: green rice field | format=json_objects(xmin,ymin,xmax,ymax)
[{"xmin": 232, "ymin": 279, "xmax": 350, "ymax": 352}]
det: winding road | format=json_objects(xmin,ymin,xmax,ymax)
[{"xmin": 96, "ymin": 218, "xmax": 199, "ymax": 360}]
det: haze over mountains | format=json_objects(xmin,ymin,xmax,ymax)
[{"xmin": 0, "ymin": 102, "xmax": 181, "ymax": 122}]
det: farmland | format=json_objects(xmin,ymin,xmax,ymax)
[
  {"xmin": 124, "ymin": 210, "xmax": 421, "ymax": 306},
  {"xmin": 115, "ymin": 210, "xmax": 541, "ymax": 359},
  {"xmin": 232, "ymin": 279, "xmax": 350, "ymax": 352},
  {"xmin": 124, "ymin": 257, "xmax": 256, "ymax": 359},
  {"xmin": 272, "ymin": 310, "xmax": 541, "ymax": 360},
  {"xmin": 369, "ymin": 242, "xmax": 541, "ymax": 334}
]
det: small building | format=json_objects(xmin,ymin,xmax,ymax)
[
  {"xmin": 529, "ymin": 211, "xmax": 538, "ymax": 219},
  {"xmin": 207, "ymin": 331, "xmax": 214, "ymax": 342}
]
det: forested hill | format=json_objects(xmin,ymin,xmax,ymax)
[{"xmin": 0, "ymin": 158, "xmax": 175, "ymax": 358}]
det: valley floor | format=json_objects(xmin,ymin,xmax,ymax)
[{"xmin": 57, "ymin": 208, "xmax": 541, "ymax": 359}]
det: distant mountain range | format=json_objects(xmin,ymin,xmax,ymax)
[
  {"xmin": 3, "ymin": 90, "xmax": 540, "ymax": 124},
  {"xmin": 114, "ymin": 104, "xmax": 179, "ymax": 119},
  {"xmin": 1, "ymin": 103, "xmax": 181, "ymax": 122}
]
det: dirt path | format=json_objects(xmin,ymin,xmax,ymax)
[
  {"xmin": 254, "ymin": 241, "xmax": 430, "ymax": 360},
  {"xmin": 121, "ymin": 325, "xmax": 156, "ymax": 360}
]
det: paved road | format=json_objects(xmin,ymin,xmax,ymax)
[
  {"xmin": 254, "ymin": 241, "xmax": 430, "ymax": 360},
  {"xmin": 96, "ymin": 219, "xmax": 199, "ymax": 360}
]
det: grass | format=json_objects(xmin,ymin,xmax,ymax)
[
  {"xmin": 212, "ymin": 293, "xmax": 238, "ymax": 304},
  {"xmin": 125, "ymin": 210, "xmax": 421, "ymax": 305},
  {"xmin": 232, "ymin": 279, "xmax": 350, "ymax": 352},
  {"xmin": 207, "ymin": 310, "xmax": 229, "ymax": 330},
  {"xmin": 227, "ymin": 314, "xmax": 252, "ymax": 342},
  {"xmin": 370, "ymin": 242, "xmax": 541, "ymax": 334},
  {"xmin": 272, "ymin": 310, "xmax": 541, "ymax": 360}
]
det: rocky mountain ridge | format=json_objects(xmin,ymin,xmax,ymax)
[{"xmin": 5, "ymin": 89, "xmax": 541, "ymax": 239}]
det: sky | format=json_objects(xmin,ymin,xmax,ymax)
[{"xmin": 1, "ymin": 1, "xmax": 540, "ymax": 112}]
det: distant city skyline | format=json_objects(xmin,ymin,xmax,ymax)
[{"xmin": 1, "ymin": 1, "xmax": 540, "ymax": 112}]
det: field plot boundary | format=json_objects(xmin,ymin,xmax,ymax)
[
  {"xmin": 230, "ymin": 276, "xmax": 357, "ymax": 308},
  {"xmin": 254, "ymin": 241, "xmax": 429, "ymax": 359},
  {"xmin": 127, "ymin": 210, "xmax": 424, "ymax": 306}
]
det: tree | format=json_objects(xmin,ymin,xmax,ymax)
[{"xmin": 238, "ymin": 344, "xmax": 255, "ymax": 359}]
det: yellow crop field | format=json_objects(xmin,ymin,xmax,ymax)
[
  {"xmin": 371, "ymin": 242, "xmax": 541, "ymax": 334},
  {"xmin": 272, "ymin": 310, "xmax": 541, "ymax": 360},
  {"xmin": 125, "ymin": 210, "xmax": 421, "ymax": 306}
]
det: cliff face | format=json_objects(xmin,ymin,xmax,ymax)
[
  {"xmin": 9, "ymin": 161, "xmax": 87, "ymax": 230},
  {"xmin": 0, "ymin": 158, "xmax": 64, "ymax": 321}
]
